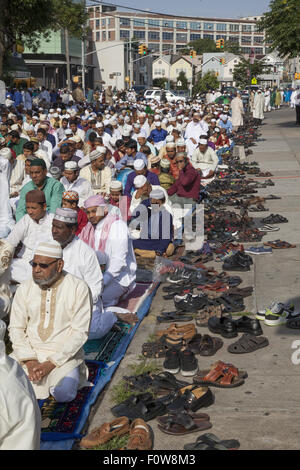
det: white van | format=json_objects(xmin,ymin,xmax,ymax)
[{"xmin": 144, "ymin": 89, "xmax": 186, "ymax": 103}]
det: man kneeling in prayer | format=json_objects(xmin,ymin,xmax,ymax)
[{"xmin": 9, "ymin": 241, "xmax": 92, "ymax": 402}]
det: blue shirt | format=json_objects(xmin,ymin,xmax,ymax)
[
  {"xmin": 115, "ymin": 153, "xmax": 148, "ymax": 172},
  {"xmin": 218, "ymin": 120, "xmax": 233, "ymax": 134},
  {"xmin": 124, "ymin": 170, "xmax": 160, "ymax": 198},
  {"xmin": 149, "ymin": 128, "xmax": 168, "ymax": 144}
]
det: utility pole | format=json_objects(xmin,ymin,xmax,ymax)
[
  {"xmin": 65, "ymin": 28, "xmax": 71, "ymax": 91},
  {"xmin": 81, "ymin": 0, "xmax": 86, "ymax": 95}
]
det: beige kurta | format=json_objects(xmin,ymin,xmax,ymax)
[
  {"xmin": 9, "ymin": 272, "xmax": 92, "ymax": 399},
  {"xmin": 80, "ymin": 164, "xmax": 112, "ymax": 195},
  {"xmin": 230, "ymin": 97, "xmax": 244, "ymax": 128}
]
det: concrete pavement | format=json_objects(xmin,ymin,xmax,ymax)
[{"xmin": 82, "ymin": 107, "xmax": 300, "ymax": 451}]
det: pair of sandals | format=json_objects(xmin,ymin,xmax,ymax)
[
  {"xmin": 193, "ymin": 360, "xmax": 248, "ymax": 389},
  {"xmin": 184, "ymin": 433, "xmax": 240, "ymax": 450},
  {"xmin": 188, "ymin": 333, "xmax": 223, "ymax": 357},
  {"xmin": 262, "ymin": 214, "xmax": 288, "ymax": 224},
  {"xmin": 157, "ymin": 410, "xmax": 212, "ymax": 436},
  {"xmin": 123, "ymin": 371, "xmax": 189, "ymax": 396},
  {"xmin": 111, "ymin": 392, "xmax": 166, "ymax": 422},
  {"xmin": 264, "ymin": 240, "xmax": 296, "ymax": 249}
]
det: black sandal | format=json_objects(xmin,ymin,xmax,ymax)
[{"xmin": 227, "ymin": 333, "xmax": 269, "ymax": 354}]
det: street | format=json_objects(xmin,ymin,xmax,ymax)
[{"xmin": 84, "ymin": 107, "xmax": 300, "ymax": 451}]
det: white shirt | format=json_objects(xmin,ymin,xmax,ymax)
[
  {"xmin": 62, "ymin": 237, "xmax": 103, "ymax": 305},
  {"xmin": 60, "ymin": 176, "xmax": 93, "ymax": 207},
  {"xmin": 95, "ymin": 218, "xmax": 136, "ymax": 289}
]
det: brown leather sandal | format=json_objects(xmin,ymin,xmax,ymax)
[{"xmin": 193, "ymin": 361, "xmax": 247, "ymax": 388}]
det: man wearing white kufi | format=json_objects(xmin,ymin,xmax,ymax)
[
  {"xmin": 0, "ymin": 320, "xmax": 41, "ymax": 450},
  {"xmin": 60, "ymin": 161, "xmax": 93, "ymax": 206},
  {"xmin": 9, "ymin": 241, "xmax": 92, "ymax": 401},
  {"xmin": 185, "ymin": 112, "xmax": 208, "ymax": 158}
]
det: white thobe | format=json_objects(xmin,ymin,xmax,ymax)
[
  {"xmin": 0, "ymin": 352, "xmax": 41, "ymax": 450},
  {"xmin": 5, "ymin": 213, "xmax": 54, "ymax": 283},
  {"xmin": 60, "ymin": 176, "xmax": 94, "ymax": 207},
  {"xmin": 10, "ymin": 159, "xmax": 25, "ymax": 194},
  {"xmin": 0, "ymin": 240, "xmax": 14, "ymax": 319},
  {"xmin": 62, "ymin": 237, "xmax": 117, "ymax": 339},
  {"xmin": 191, "ymin": 147, "xmax": 219, "ymax": 172},
  {"xmin": 9, "ymin": 273, "xmax": 92, "ymax": 399},
  {"xmin": 40, "ymin": 140, "xmax": 53, "ymax": 163},
  {"xmin": 185, "ymin": 121, "xmax": 208, "ymax": 157},
  {"xmin": 0, "ymin": 157, "xmax": 15, "ymax": 238},
  {"xmin": 231, "ymin": 97, "xmax": 244, "ymax": 128},
  {"xmin": 253, "ymin": 94, "xmax": 265, "ymax": 120},
  {"xmin": 94, "ymin": 218, "xmax": 137, "ymax": 307}
]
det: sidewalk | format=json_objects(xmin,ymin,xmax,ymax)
[{"xmin": 83, "ymin": 108, "xmax": 300, "ymax": 451}]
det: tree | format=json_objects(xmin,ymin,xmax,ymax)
[
  {"xmin": 0, "ymin": 0, "xmax": 88, "ymax": 80},
  {"xmin": 193, "ymin": 71, "xmax": 219, "ymax": 95},
  {"xmin": 257, "ymin": 0, "xmax": 300, "ymax": 58},
  {"xmin": 181, "ymin": 38, "xmax": 217, "ymax": 55},
  {"xmin": 176, "ymin": 71, "xmax": 189, "ymax": 90},
  {"xmin": 233, "ymin": 58, "xmax": 265, "ymax": 89}
]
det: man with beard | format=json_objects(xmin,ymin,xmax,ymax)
[{"xmin": 9, "ymin": 241, "xmax": 92, "ymax": 401}]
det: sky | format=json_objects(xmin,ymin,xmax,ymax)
[{"xmin": 90, "ymin": 0, "xmax": 271, "ymax": 19}]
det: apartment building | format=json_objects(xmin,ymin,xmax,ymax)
[{"xmin": 88, "ymin": 5, "xmax": 269, "ymax": 57}]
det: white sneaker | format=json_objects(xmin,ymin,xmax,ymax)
[
  {"xmin": 264, "ymin": 305, "xmax": 294, "ymax": 326},
  {"xmin": 256, "ymin": 301, "xmax": 294, "ymax": 321}
]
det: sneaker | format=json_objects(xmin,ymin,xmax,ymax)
[
  {"xmin": 163, "ymin": 349, "xmax": 180, "ymax": 374},
  {"xmin": 174, "ymin": 293, "xmax": 208, "ymax": 312},
  {"xmin": 264, "ymin": 307, "xmax": 291, "ymax": 326},
  {"xmin": 179, "ymin": 349, "xmax": 199, "ymax": 377},
  {"xmin": 258, "ymin": 225, "xmax": 280, "ymax": 232},
  {"xmin": 244, "ymin": 246, "xmax": 273, "ymax": 255},
  {"xmin": 256, "ymin": 301, "xmax": 294, "ymax": 321}
]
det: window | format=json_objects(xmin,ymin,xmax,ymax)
[
  {"xmin": 133, "ymin": 30, "xmax": 145, "ymax": 39},
  {"xmin": 108, "ymin": 31, "xmax": 111, "ymax": 39},
  {"xmin": 190, "ymin": 33, "xmax": 201, "ymax": 41},
  {"xmin": 163, "ymin": 43, "xmax": 173, "ymax": 51},
  {"xmin": 254, "ymin": 36, "xmax": 264, "ymax": 44},
  {"xmin": 254, "ymin": 47, "xmax": 263, "ymax": 54},
  {"xmin": 241, "ymin": 47, "xmax": 251, "ymax": 54},
  {"xmin": 102, "ymin": 31, "xmax": 106, "ymax": 40},
  {"xmin": 176, "ymin": 68, "xmax": 187, "ymax": 75},
  {"xmin": 95, "ymin": 19, "xmax": 100, "ymax": 28},
  {"xmin": 176, "ymin": 33, "xmax": 187, "ymax": 42},
  {"xmin": 148, "ymin": 19, "xmax": 160, "ymax": 27},
  {"xmin": 120, "ymin": 17, "xmax": 130, "ymax": 27},
  {"xmin": 216, "ymin": 23, "xmax": 227, "ymax": 31},
  {"xmin": 163, "ymin": 20, "xmax": 174, "ymax": 28},
  {"xmin": 216, "ymin": 35, "xmax": 227, "ymax": 40},
  {"xmin": 163, "ymin": 32, "xmax": 173, "ymax": 40},
  {"xmin": 148, "ymin": 31, "xmax": 160, "ymax": 40},
  {"xmin": 190, "ymin": 22, "xmax": 201, "ymax": 30},
  {"xmin": 120, "ymin": 29, "xmax": 130, "ymax": 39},
  {"xmin": 203, "ymin": 34, "xmax": 214, "ymax": 40},
  {"xmin": 148, "ymin": 43, "xmax": 160, "ymax": 52},
  {"xmin": 107, "ymin": 18, "xmax": 111, "ymax": 26},
  {"xmin": 102, "ymin": 19, "xmax": 106, "ymax": 27},
  {"xmin": 229, "ymin": 36, "xmax": 239, "ymax": 43},
  {"xmin": 133, "ymin": 18, "xmax": 145, "ymax": 27},
  {"xmin": 229, "ymin": 24, "xmax": 239, "ymax": 32},
  {"xmin": 96, "ymin": 32, "xmax": 100, "ymax": 41},
  {"xmin": 154, "ymin": 69, "xmax": 166, "ymax": 76},
  {"xmin": 242, "ymin": 36, "xmax": 252, "ymax": 44},
  {"xmin": 242, "ymin": 24, "xmax": 252, "ymax": 32},
  {"xmin": 204, "ymin": 23, "xmax": 214, "ymax": 31},
  {"xmin": 176, "ymin": 21, "xmax": 187, "ymax": 29}
]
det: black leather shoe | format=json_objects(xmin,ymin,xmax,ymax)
[
  {"xmin": 234, "ymin": 316, "xmax": 263, "ymax": 336},
  {"xmin": 207, "ymin": 315, "xmax": 238, "ymax": 338}
]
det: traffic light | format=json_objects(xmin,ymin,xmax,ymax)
[
  {"xmin": 295, "ymin": 73, "xmax": 300, "ymax": 80},
  {"xmin": 220, "ymin": 39, "xmax": 225, "ymax": 49},
  {"xmin": 138, "ymin": 44, "xmax": 147, "ymax": 55},
  {"xmin": 190, "ymin": 49, "xmax": 196, "ymax": 59},
  {"xmin": 219, "ymin": 58, "xmax": 225, "ymax": 65},
  {"xmin": 216, "ymin": 40, "xmax": 221, "ymax": 49}
]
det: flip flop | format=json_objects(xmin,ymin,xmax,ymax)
[
  {"xmin": 227, "ymin": 333, "xmax": 269, "ymax": 354},
  {"xmin": 157, "ymin": 411, "xmax": 212, "ymax": 436},
  {"xmin": 157, "ymin": 312, "xmax": 194, "ymax": 323},
  {"xmin": 184, "ymin": 433, "xmax": 240, "ymax": 450}
]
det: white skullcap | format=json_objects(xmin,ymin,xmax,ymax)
[
  {"xmin": 166, "ymin": 135, "xmax": 174, "ymax": 143},
  {"xmin": 64, "ymin": 161, "xmax": 78, "ymax": 171},
  {"xmin": 110, "ymin": 180, "xmax": 123, "ymax": 190},
  {"xmin": 215, "ymin": 127, "xmax": 220, "ymax": 132},
  {"xmin": 155, "ymin": 121, "xmax": 162, "ymax": 127},
  {"xmin": 122, "ymin": 129, "xmax": 131, "ymax": 137},
  {"xmin": 49, "ymin": 109, "xmax": 54, "ymax": 113},
  {"xmin": 125, "ymin": 116, "xmax": 131, "ymax": 123},
  {"xmin": 154, "ymin": 114, "xmax": 160, "ymax": 120},
  {"xmin": 169, "ymin": 117, "xmax": 176, "ymax": 122},
  {"xmin": 166, "ymin": 142, "xmax": 176, "ymax": 149},
  {"xmin": 53, "ymin": 113, "xmax": 59, "ymax": 118},
  {"xmin": 69, "ymin": 135, "xmax": 82, "ymax": 143},
  {"xmin": 95, "ymin": 122, "xmax": 104, "ymax": 128},
  {"xmin": 0, "ymin": 148, "xmax": 12, "ymax": 160},
  {"xmin": 54, "ymin": 208, "xmax": 78, "ymax": 224},
  {"xmin": 96, "ymin": 146, "xmax": 107, "ymax": 155},
  {"xmin": 133, "ymin": 123, "xmax": 140, "ymax": 128},
  {"xmin": 176, "ymin": 138, "xmax": 186, "ymax": 146},
  {"xmin": 134, "ymin": 175, "xmax": 147, "ymax": 188},
  {"xmin": 65, "ymin": 129, "xmax": 73, "ymax": 135},
  {"xmin": 11, "ymin": 124, "xmax": 19, "ymax": 131},
  {"xmin": 103, "ymin": 119, "xmax": 110, "ymax": 126},
  {"xmin": 57, "ymin": 108, "xmax": 62, "ymax": 112},
  {"xmin": 34, "ymin": 241, "xmax": 63, "ymax": 259},
  {"xmin": 162, "ymin": 118, "xmax": 168, "ymax": 125},
  {"xmin": 134, "ymin": 159, "xmax": 146, "ymax": 171},
  {"xmin": 110, "ymin": 137, "xmax": 117, "ymax": 147},
  {"xmin": 199, "ymin": 139, "xmax": 208, "ymax": 145},
  {"xmin": 211, "ymin": 119, "xmax": 216, "ymax": 123},
  {"xmin": 89, "ymin": 149, "xmax": 102, "ymax": 161},
  {"xmin": 150, "ymin": 187, "xmax": 165, "ymax": 199}
]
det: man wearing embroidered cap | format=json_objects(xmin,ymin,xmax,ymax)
[
  {"xmin": 61, "ymin": 190, "xmax": 88, "ymax": 235},
  {"xmin": 80, "ymin": 148, "xmax": 112, "ymax": 196},
  {"xmin": 16, "ymin": 158, "xmax": 64, "ymax": 222},
  {"xmin": 9, "ymin": 241, "xmax": 92, "ymax": 402},
  {"xmin": 79, "ymin": 195, "xmax": 137, "ymax": 308},
  {"xmin": 60, "ymin": 161, "xmax": 93, "ymax": 207},
  {"xmin": 6, "ymin": 189, "xmax": 54, "ymax": 283}
]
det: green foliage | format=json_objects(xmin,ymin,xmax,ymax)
[
  {"xmin": 233, "ymin": 58, "xmax": 265, "ymax": 89},
  {"xmin": 257, "ymin": 0, "xmax": 300, "ymax": 58},
  {"xmin": 176, "ymin": 71, "xmax": 189, "ymax": 90},
  {"xmin": 153, "ymin": 77, "xmax": 168, "ymax": 89},
  {"xmin": 182, "ymin": 38, "xmax": 217, "ymax": 55},
  {"xmin": 90, "ymin": 434, "xmax": 130, "ymax": 451},
  {"xmin": 194, "ymin": 71, "xmax": 219, "ymax": 95}
]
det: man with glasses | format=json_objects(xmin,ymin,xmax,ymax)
[
  {"xmin": 9, "ymin": 241, "xmax": 92, "ymax": 402},
  {"xmin": 167, "ymin": 153, "xmax": 201, "ymax": 207},
  {"xmin": 5, "ymin": 190, "xmax": 54, "ymax": 283}
]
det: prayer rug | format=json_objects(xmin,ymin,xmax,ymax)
[{"xmin": 38, "ymin": 360, "xmax": 106, "ymax": 441}]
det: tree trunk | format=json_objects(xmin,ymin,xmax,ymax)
[{"xmin": 65, "ymin": 28, "xmax": 71, "ymax": 90}]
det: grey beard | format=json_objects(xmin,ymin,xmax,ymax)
[{"xmin": 33, "ymin": 271, "xmax": 60, "ymax": 288}]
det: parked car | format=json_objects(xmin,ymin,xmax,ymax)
[{"xmin": 144, "ymin": 89, "xmax": 186, "ymax": 103}]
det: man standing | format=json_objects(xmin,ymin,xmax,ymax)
[
  {"xmin": 72, "ymin": 85, "xmax": 85, "ymax": 104},
  {"xmin": 16, "ymin": 159, "xmax": 64, "ymax": 222},
  {"xmin": 253, "ymin": 90, "xmax": 265, "ymax": 124},
  {"xmin": 105, "ymin": 86, "xmax": 113, "ymax": 106},
  {"xmin": 231, "ymin": 92, "xmax": 244, "ymax": 131},
  {"xmin": 9, "ymin": 241, "xmax": 92, "ymax": 401},
  {"xmin": 294, "ymin": 89, "xmax": 300, "ymax": 125},
  {"xmin": 185, "ymin": 113, "xmax": 207, "ymax": 158},
  {"xmin": 80, "ymin": 195, "xmax": 137, "ymax": 307}
]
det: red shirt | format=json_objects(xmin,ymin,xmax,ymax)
[
  {"xmin": 167, "ymin": 163, "xmax": 201, "ymax": 200},
  {"xmin": 109, "ymin": 195, "xmax": 131, "ymax": 221},
  {"xmin": 76, "ymin": 208, "xmax": 88, "ymax": 235}
]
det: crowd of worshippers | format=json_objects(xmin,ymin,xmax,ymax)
[{"xmin": 0, "ymin": 90, "xmax": 241, "ymax": 447}]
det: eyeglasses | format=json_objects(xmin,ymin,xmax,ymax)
[
  {"xmin": 176, "ymin": 159, "xmax": 185, "ymax": 163},
  {"xmin": 29, "ymin": 259, "xmax": 58, "ymax": 269}
]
